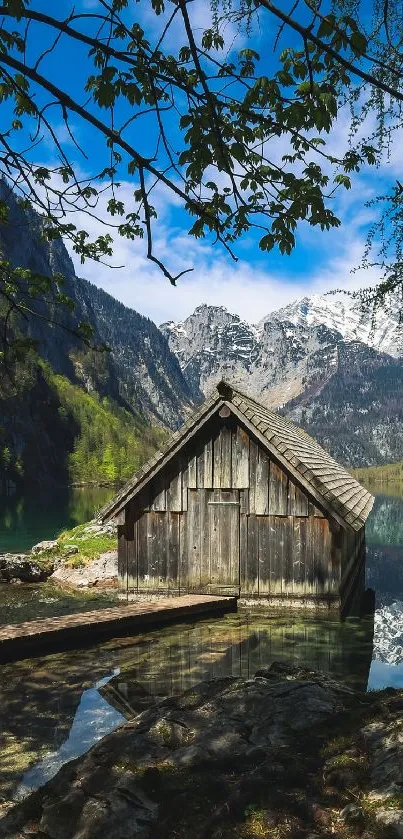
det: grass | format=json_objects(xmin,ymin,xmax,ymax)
[
  {"xmin": 33, "ymin": 521, "xmax": 116, "ymax": 569},
  {"xmin": 239, "ymin": 808, "xmax": 275, "ymax": 838}
]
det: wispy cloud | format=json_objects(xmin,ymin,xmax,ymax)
[{"xmin": 61, "ymin": 173, "xmax": 378, "ymax": 326}]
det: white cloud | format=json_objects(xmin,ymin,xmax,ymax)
[
  {"xmin": 64, "ymin": 174, "xmax": 379, "ymax": 326},
  {"xmin": 138, "ymin": 0, "xmax": 246, "ymax": 55}
]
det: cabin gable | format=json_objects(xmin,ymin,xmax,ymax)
[{"xmin": 117, "ymin": 411, "xmax": 353, "ymax": 603}]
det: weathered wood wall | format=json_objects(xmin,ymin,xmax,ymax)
[{"xmin": 118, "ymin": 417, "xmax": 358, "ymax": 601}]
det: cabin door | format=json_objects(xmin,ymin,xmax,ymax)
[
  {"xmin": 207, "ymin": 489, "xmax": 240, "ymax": 594},
  {"xmin": 187, "ymin": 489, "xmax": 240, "ymax": 593}
]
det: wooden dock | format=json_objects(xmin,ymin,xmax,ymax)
[{"xmin": 0, "ymin": 594, "xmax": 237, "ymax": 662}]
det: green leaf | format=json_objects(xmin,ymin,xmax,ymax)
[
  {"xmin": 3, "ymin": 0, "xmax": 26, "ymax": 21},
  {"xmin": 317, "ymin": 15, "xmax": 336, "ymax": 38},
  {"xmin": 259, "ymin": 233, "xmax": 275, "ymax": 252},
  {"xmin": 350, "ymin": 31, "xmax": 367, "ymax": 55},
  {"xmin": 334, "ymin": 173, "xmax": 351, "ymax": 189}
]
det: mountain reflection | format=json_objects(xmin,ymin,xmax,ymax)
[{"xmin": 365, "ymin": 493, "xmax": 403, "ymax": 603}]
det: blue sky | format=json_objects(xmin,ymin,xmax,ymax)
[{"xmin": 8, "ymin": 0, "xmax": 399, "ymax": 324}]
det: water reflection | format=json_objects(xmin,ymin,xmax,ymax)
[
  {"xmin": 365, "ymin": 493, "xmax": 403, "ymax": 605},
  {"xmin": 0, "ymin": 486, "xmax": 116, "ymax": 554},
  {"xmin": 0, "ymin": 583, "xmax": 118, "ymax": 626},
  {"xmin": 0, "ymin": 609, "xmax": 374, "ymax": 802},
  {"xmin": 368, "ymin": 659, "xmax": 403, "ymax": 691},
  {"xmin": 1, "ymin": 487, "xmax": 403, "ymax": 805},
  {"xmin": 15, "ymin": 671, "xmax": 124, "ymax": 799}
]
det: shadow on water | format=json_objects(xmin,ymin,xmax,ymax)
[{"xmin": 0, "ymin": 608, "xmax": 374, "ymax": 804}]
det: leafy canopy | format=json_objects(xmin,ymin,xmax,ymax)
[{"xmin": 1, "ymin": 0, "xmax": 403, "ymax": 359}]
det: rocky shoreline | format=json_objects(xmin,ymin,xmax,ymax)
[
  {"xmin": 0, "ymin": 662, "xmax": 402, "ymax": 838},
  {"xmin": 0, "ymin": 521, "xmax": 117, "ymax": 590}
]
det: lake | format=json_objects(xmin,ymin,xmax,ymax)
[
  {"xmin": 0, "ymin": 486, "xmax": 116, "ymax": 554},
  {"xmin": 0, "ymin": 486, "xmax": 402, "ymax": 805}
]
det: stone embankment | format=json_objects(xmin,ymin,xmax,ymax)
[
  {"xmin": 0, "ymin": 662, "xmax": 402, "ymax": 838},
  {"xmin": 0, "ymin": 521, "xmax": 117, "ymax": 589}
]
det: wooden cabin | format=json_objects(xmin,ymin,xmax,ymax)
[{"xmin": 100, "ymin": 381, "xmax": 374, "ymax": 612}]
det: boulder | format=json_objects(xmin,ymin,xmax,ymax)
[
  {"xmin": 31, "ymin": 540, "xmax": 58, "ymax": 554},
  {"xmin": 0, "ymin": 554, "xmax": 53, "ymax": 583},
  {"xmin": 82, "ymin": 521, "xmax": 116, "ymax": 537},
  {"xmin": 0, "ymin": 665, "xmax": 361, "ymax": 838},
  {"xmin": 2, "ymin": 664, "xmax": 403, "ymax": 838},
  {"xmin": 50, "ymin": 550, "xmax": 118, "ymax": 589}
]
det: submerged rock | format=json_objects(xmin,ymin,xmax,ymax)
[{"xmin": 0, "ymin": 554, "xmax": 53, "ymax": 583}]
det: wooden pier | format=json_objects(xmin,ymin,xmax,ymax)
[{"xmin": 0, "ymin": 594, "xmax": 237, "ymax": 662}]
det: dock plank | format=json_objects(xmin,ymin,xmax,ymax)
[{"xmin": 0, "ymin": 595, "xmax": 237, "ymax": 662}]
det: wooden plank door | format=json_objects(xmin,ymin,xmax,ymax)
[{"xmin": 208, "ymin": 489, "xmax": 240, "ymax": 594}]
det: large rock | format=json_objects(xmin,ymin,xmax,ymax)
[
  {"xmin": 82, "ymin": 521, "xmax": 116, "ymax": 537},
  {"xmin": 31, "ymin": 540, "xmax": 59, "ymax": 554},
  {"xmin": 50, "ymin": 551, "xmax": 118, "ymax": 589},
  {"xmin": 0, "ymin": 664, "xmax": 360, "ymax": 838},
  {"xmin": 362, "ymin": 700, "xmax": 403, "ymax": 836},
  {"xmin": 3, "ymin": 664, "xmax": 403, "ymax": 838},
  {"xmin": 0, "ymin": 554, "xmax": 53, "ymax": 583}
]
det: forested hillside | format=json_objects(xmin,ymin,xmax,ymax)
[
  {"xmin": 0, "ymin": 182, "xmax": 190, "ymax": 491},
  {"xmin": 285, "ymin": 343, "xmax": 403, "ymax": 467},
  {"xmin": 352, "ymin": 460, "xmax": 403, "ymax": 488},
  {"xmin": 0, "ymin": 356, "xmax": 166, "ymax": 492}
]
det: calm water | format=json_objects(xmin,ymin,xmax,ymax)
[
  {"xmin": 0, "ymin": 486, "xmax": 402, "ymax": 804},
  {"xmin": 0, "ymin": 486, "xmax": 116, "ymax": 554}
]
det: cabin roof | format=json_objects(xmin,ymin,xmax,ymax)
[{"xmin": 99, "ymin": 381, "xmax": 374, "ymax": 531}]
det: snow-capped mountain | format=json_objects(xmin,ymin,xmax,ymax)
[
  {"xmin": 264, "ymin": 292, "xmax": 403, "ymax": 358},
  {"xmin": 161, "ymin": 304, "xmax": 346, "ymax": 407},
  {"xmin": 160, "ymin": 294, "xmax": 403, "ymax": 466},
  {"xmin": 161, "ymin": 293, "xmax": 403, "ymax": 404},
  {"xmin": 373, "ymin": 602, "xmax": 403, "ymax": 665}
]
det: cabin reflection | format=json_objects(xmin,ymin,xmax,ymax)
[
  {"xmin": 0, "ymin": 607, "xmax": 374, "ymax": 803},
  {"xmin": 100, "ymin": 609, "xmax": 375, "ymax": 717}
]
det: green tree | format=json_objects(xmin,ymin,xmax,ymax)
[
  {"xmin": 1, "ymin": 0, "xmax": 403, "ymax": 357},
  {"xmin": 100, "ymin": 443, "xmax": 118, "ymax": 482},
  {"xmin": 2, "ymin": 446, "xmax": 12, "ymax": 471}
]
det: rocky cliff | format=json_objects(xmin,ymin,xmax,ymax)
[
  {"xmin": 161, "ymin": 299, "xmax": 403, "ymax": 466},
  {"xmin": 0, "ymin": 184, "xmax": 196, "ymax": 488},
  {"xmin": 0, "ymin": 181, "xmax": 195, "ymax": 429}
]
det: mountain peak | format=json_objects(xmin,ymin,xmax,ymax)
[{"xmin": 260, "ymin": 291, "xmax": 403, "ymax": 357}]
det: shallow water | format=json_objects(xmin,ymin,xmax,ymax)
[
  {"xmin": 0, "ymin": 487, "xmax": 402, "ymax": 803},
  {"xmin": 0, "ymin": 608, "xmax": 375, "ymax": 802},
  {"xmin": 0, "ymin": 583, "xmax": 119, "ymax": 625}
]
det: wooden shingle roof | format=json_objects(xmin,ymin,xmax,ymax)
[
  {"xmin": 100, "ymin": 380, "xmax": 374, "ymax": 531},
  {"xmin": 228, "ymin": 386, "xmax": 374, "ymax": 531}
]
